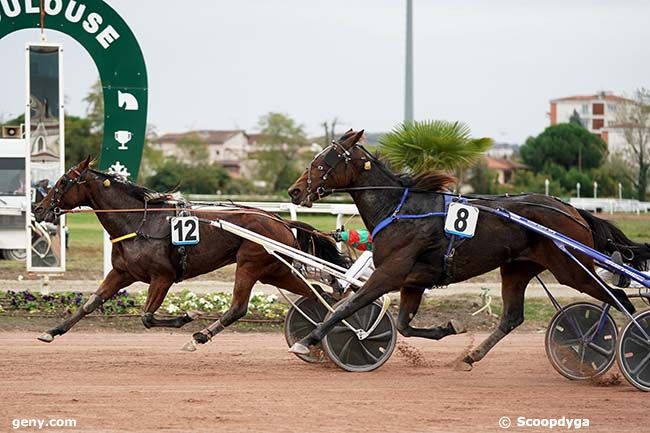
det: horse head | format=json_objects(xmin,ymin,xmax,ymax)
[
  {"xmin": 288, "ymin": 129, "xmax": 367, "ymax": 207},
  {"xmin": 34, "ymin": 156, "xmax": 94, "ymax": 223}
]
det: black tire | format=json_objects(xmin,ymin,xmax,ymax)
[
  {"xmin": 284, "ymin": 297, "xmax": 328, "ymax": 364},
  {"xmin": 2, "ymin": 249, "xmax": 26, "ymax": 261},
  {"xmin": 616, "ymin": 310, "xmax": 650, "ymax": 392},
  {"xmin": 322, "ymin": 299, "xmax": 396, "ymax": 372},
  {"xmin": 545, "ymin": 302, "xmax": 617, "ymax": 380}
]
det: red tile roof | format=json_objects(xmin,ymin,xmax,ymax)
[
  {"xmin": 484, "ymin": 156, "xmax": 528, "ymax": 171},
  {"xmin": 550, "ymin": 93, "xmax": 635, "ymax": 104}
]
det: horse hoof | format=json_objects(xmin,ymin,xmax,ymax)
[
  {"xmin": 180, "ymin": 340, "xmax": 198, "ymax": 352},
  {"xmin": 454, "ymin": 360, "xmax": 473, "ymax": 372},
  {"xmin": 288, "ymin": 342, "xmax": 310, "ymax": 355},
  {"xmin": 186, "ymin": 311, "xmax": 203, "ymax": 320},
  {"xmin": 450, "ymin": 319, "xmax": 467, "ymax": 335},
  {"xmin": 37, "ymin": 333, "xmax": 54, "ymax": 343}
]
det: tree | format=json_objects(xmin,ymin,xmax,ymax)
[
  {"xmin": 378, "ymin": 120, "xmax": 492, "ymax": 174},
  {"xmin": 145, "ymin": 159, "xmax": 231, "ymax": 194},
  {"xmin": 137, "ymin": 124, "xmax": 164, "ymax": 180},
  {"xmin": 616, "ymin": 88, "xmax": 650, "ymax": 201},
  {"xmin": 65, "ymin": 115, "xmax": 100, "ymax": 167},
  {"xmin": 520, "ymin": 123, "xmax": 607, "ymax": 173},
  {"xmin": 569, "ymin": 109, "xmax": 583, "ymax": 127},
  {"xmin": 322, "ymin": 118, "xmax": 339, "ymax": 148},
  {"xmin": 253, "ymin": 112, "xmax": 309, "ymax": 192},
  {"xmin": 83, "ymin": 79, "xmax": 104, "ymax": 134}
]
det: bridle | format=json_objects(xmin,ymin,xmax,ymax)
[
  {"xmin": 305, "ymin": 140, "xmax": 369, "ymax": 201},
  {"xmin": 46, "ymin": 167, "xmax": 87, "ymax": 216}
]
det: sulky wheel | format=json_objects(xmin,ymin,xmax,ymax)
[
  {"xmin": 322, "ymin": 299, "xmax": 396, "ymax": 372},
  {"xmin": 545, "ymin": 302, "xmax": 617, "ymax": 380},
  {"xmin": 616, "ymin": 310, "xmax": 650, "ymax": 392},
  {"xmin": 284, "ymin": 296, "xmax": 329, "ymax": 364}
]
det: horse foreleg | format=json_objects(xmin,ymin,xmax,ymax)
[
  {"xmin": 37, "ymin": 269, "xmax": 134, "ymax": 343},
  {"xmin": 182, "ymin": 264, "xmax": 258, "ymax": 351},
  {"xmin": 397, "ymin": 287, "xmax": 465, "ymax": 339},
  {"xmin": 141, "ymin": 278, "xmax": 199, "ymax": 328},
  {"xmin": 289, "ymin": 254, "xmax": 416, "ymax": 355},
  {"xmin": 459, "ymin": 261, "xmax": 542, "ymax": 370}
]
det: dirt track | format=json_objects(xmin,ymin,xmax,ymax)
[{"xmin": 0, "ymin": 331, "xmax": 646, "ymax": 433}]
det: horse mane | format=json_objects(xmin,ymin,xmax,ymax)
[
  {"xmin": 368, "ymin": 152, "xmax": 456, "ymax": 192},
  {"xmin": 90, "ymin": 169, "xmax": 173, "ymax": 203},
  {"xmin": 397, "ymin": 171, "xmax": 457, "ymax": 192}
]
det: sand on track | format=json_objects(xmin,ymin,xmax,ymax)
[{"xmin": 0, "ymin": 331, "xmax": 645, "ymax": 433}]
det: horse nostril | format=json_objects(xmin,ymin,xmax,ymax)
[
  {"xmin": 288, "ymin": 188, "xmax": 301, "ymax": 198},
  {"xmin": 34, "ymin": 206, "xmax": 43, "ymax": 214}
]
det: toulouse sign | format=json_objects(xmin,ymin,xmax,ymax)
[{"xmin": 0, "ymin": 0, "xmax": 148, "ymax": 180}]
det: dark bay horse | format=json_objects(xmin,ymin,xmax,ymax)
[
  {"xmin": 287, "ymin": 130, "xmax": 645, "ymax": 370},
  {"xmin": 34, "ymin": 157, "xmax": 347, "ymax": 348}
]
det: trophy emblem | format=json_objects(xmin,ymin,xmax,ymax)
[{"xmin": 115, "ymin": 130, "xmax": 133, "ymax": 150}]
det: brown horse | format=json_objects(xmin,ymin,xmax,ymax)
[
  {"xmin": 287, "ymin": 130, "xmax": 642, "ymax": 370},
  {"xmin": 34, "ymin": 157, "xmax": 347, "ymax": 347}
]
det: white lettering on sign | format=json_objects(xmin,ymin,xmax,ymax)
[
  {"xmin": 96, "ymin": 25, "xmax": 119, "ymax": 49},
  {"xmin": 82, "ymin": 11, "xmax": 102, "ymax": 33},
  {"xmin": 25, "ymin": 0, "xmax": 39, "ymax": 14},
  {"xmin": 0, "ymin": 0, "xmax": 21, "ymax": 18},
  {"xmin": 44, "ymin": 0, "xmax": 62, "ymax": 15},
  {"xmin": 0, "ymin": 0, "xmax": 121, "ymax": 49},
  {"xmin": 64, "ymin": 0, "xmax": 85, "ymax": 23}
]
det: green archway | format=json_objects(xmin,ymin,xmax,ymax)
[{"xmin": 0, "ymin": 0, "xmax": 148, "ymax": 180}]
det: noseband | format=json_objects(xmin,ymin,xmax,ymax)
[{"xmin": 305, "ymin": 141, "xmax": 368, "ymax": 200}]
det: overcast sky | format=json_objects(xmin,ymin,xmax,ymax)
[{"xmin": 1, "ymin": 0, "xmax": 648, "ymax": 144}]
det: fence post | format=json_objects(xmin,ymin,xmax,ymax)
[{"xmin": 103, "ymin": 230, "xmax": 111, "ymax": 278}]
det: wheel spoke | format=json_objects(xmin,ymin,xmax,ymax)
[
  {"xmin": 628, "ymin": 331, "xmax": 650, "ymax": 350},
  {"xmin": 338, "ymin": 336, "xmax": 354, "ymax": 365},
  {"xmin": 368, "ymin": 304, "xmax": 381, "ymax": 329},
  {"xmin": 566, "ymin": 314, "xmax": 585, "ymax": 338},
  {"xmin": 328, "ymin": 324, "xmax": 351, "ymax": 335},
  {"xmin": 586, "ymin": 341, "xmax": 613, "ymax": 358},
  {"xmin": 365, "ymin": 330, "xmax": 392, "ymax": 341},
  {"xmin": 630, "ymin": 352, "xmax": 650, "ymax": 376},
  {"xmin": 359, "ymin": 342, "xmax": 380, "ymax": 364},
  {"xmin": 555, "ymin": 337, "xmax": 581, "ymax": 348}
]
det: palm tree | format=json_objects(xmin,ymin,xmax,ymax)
[{"xmin": 378, "ymin": 120, "xmax": 493, "ymax": 177}]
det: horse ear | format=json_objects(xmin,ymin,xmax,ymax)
[
  {"xmin": 79, "ymin": 155, "xmax": 93, "ymax": 170},
  {"xmin": 342, "ymin": 129, "xmax": 364, "ymax": 148}
]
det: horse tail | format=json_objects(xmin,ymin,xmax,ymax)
[
  {"xmin": 288, "ymin": 221, "xmax": 351, "ymax": 268},
  {"xmin": 577, "ymin": 208, "xmax": 650, "ymax": 270},
  {"xmin": 576, "ymin": 208, "xmax": 641, "ymax": 314}
]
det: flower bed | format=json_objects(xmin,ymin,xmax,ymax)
[{"xmin": 0, "ymin": 289, "xmax": 288, "ymax": 321}]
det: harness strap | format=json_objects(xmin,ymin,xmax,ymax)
[
  {"xmin": 371, "ymin": 188, "xmax": 446, "ymax": 238},
  {"xmin": 111, "ymin": 232, "xmax": 137, "ymax": 244}
]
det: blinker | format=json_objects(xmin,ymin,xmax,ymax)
[{"xmin": 323, "ymin": 148, "xmax": 341, "ymax": 167}]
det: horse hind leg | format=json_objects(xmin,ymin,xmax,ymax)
[
  {"xmin": 458, "ymin": 261, "xmax": 544, "ymax": 370},
  {"xmin": 397, "ymin": 287, "xmax": 466, "ymax": 339},
  {"xmin": 182, "ymin": 263, "xmax": 259, "ymax": 352}
]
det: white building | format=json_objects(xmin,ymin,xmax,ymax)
[
  {"xmin": 549, "ymin": 91, "xmax": 634, "ymax": 154},
  {"xmin": 154, "ymin": 130, "xmax": 251, "ymax": 176}
]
